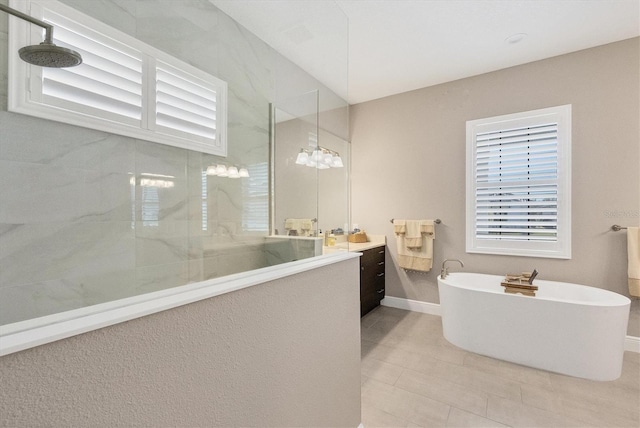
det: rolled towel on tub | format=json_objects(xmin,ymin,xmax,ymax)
[{"xmin": 628, "ymin": 227, "xmax": 640, "ymax": 297}]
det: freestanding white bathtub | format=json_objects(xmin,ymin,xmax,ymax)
[{"xmin": 438, "ymin": 272, "xmax": 631, "ymax": 381}]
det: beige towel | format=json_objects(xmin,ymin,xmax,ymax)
[
  {"xmin": 405, "ymin": 220, "xmax": 423, "ymax": 248},
  {"xmin": 628, "ymin": 227, "xmax": 640, "ymax": 297},
  {"xmin": 285, "ymin": 218, "xmax": 314, "ymax": 237},
  {"xmin": 284, "ymin": 218, "xmax": 298, "ymax": 232},
  {"xmin": 394, "ymin": 219, "xmax": 435, "ymax": 271},
  {"xmin": 393, "ymin": 219, "xmax": 406, "ymax": 235}
]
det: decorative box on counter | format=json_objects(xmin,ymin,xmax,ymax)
[{"xmin": 348, "ymin": 231, "xmax": 368, "ymax": 243}]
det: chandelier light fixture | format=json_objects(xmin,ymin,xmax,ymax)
[
  {"xmin": 206, "ymin": 164, "xmax": 250, "ymax": 178},
  {"xmin": 295, "ymin": 146, "xmax": 344, "ymax": 169}
]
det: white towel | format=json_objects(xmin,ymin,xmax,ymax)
[
  {"xmin": 628, "ymin": 227, "xmax": 640, "ymax": 297},
  {"xmin": 394, "ymin": 219, "xmax": 435, "ymax": 272}
]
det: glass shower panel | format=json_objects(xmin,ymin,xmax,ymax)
[
  {"xmin": 269, "ymin": 90, "xmax": 322, "ymax": 262},
  {"xmin": 317, "ymin": 130, "xmax": 350, "ymax": 251}
]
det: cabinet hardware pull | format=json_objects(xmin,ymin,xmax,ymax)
[
  {"xmin": 378, "ymin": 250, "xmax": 384, "ymax": 254},
  {"xmin": 377, "ymin": 289, "xmax": 385, "ymax": 293},
  {"xmin": 377, "ymin": 273, "xmax": 385, "ymax": 277},
  {"xmin": 377, "ymin": 261, "xmax": 384, "ymax": 265}
]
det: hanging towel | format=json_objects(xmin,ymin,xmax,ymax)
[
  {"xmin": 393, "ymin": 219, "xmax": 406, "ymax": 235},
  {"xmin": 394, "ymin": 219, "xmax": 435, "ymax": 271},
  {"xmin": 628, "ymin": 227, "xmax": 640, "ymax": 297},
  {"xmin": 285, "ymin": 218, "xmax": 301, "ymax": 232},
  {"xmin": 285, "ymin": 218, "xmax": 314, "ymax": 237},
  {"xmin": 301, "ymin": 219, "xmax": 313, "ymax": 232},
  {"xmin": 405, "ymin": 220, "xmax": 423, "ymax": 248}
]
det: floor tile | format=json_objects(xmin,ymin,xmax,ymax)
[
  {"xmin": 361, "ymin": 355, "xmax": 405, "ymax": 386},
  {"xmin": 520, "ymin": 383, "xmax": 562, "ymax": 413},
  {"xmin": 362, "ymin": 403, "xmax": 412, "ymax": 428},
  {"xmin": 362, "ymin": 376, "xmax": 451, "ymax": 427},
  {"xmin": 362, "ymin": 339, "xmax": 425, "ymax": 371},
  {"xmin": 550, "ymin": 371, "xmax": 640, "ymax": 413},
  {"xmin": 464, "ymin": 352, "xmax": 552, "ymax": 388},
  {"xmin": 394, "ymin": 368, "xmax": 488, "ymax": 417},
  {"xmin": 446, "ymin": 407, "xmax": 509, "ymax": 427},
  {"xmin": 487, "ymin": 395, "xmax": 566, "ymax": 427},
  {"xmin": 360, "ymin": 306, "xmax": 640, "ymax": 428},
  {"xmin": 418, "ymin": 358, "xmax": 523, "ymax": 401},
  {"xmin": 560, "ymin": 395, "xmax": 640, "ymax": 427}
]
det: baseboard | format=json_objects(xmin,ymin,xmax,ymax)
[
  {"xmin": 380, "ymin": 296, "xmax": 441, "ymax": 316},
  {"xmin": 625, "ymin": 335, "xmax": 640, "ymax": 353},
  {"xmin": 380, "ymin": 296, "xmax": 640, "ymax": 353}
]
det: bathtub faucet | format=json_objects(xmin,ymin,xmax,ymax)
[{"xmin": 441, "ymin": 259, "xmax": 464, "ymax": 279}]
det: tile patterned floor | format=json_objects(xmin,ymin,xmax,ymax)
[{"xmin": 361, "ymin": 306, "xmax": 640, "ymax": 428}]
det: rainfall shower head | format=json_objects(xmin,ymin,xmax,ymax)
[
  {"xmin": 19, "ymin": 42, "xmax": 82, "ymax": 68},
  {"xmin": 0, "ymin": 3, "xmax": 83, "ymax": 68}
]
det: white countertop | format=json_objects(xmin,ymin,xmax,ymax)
[{"xmin": 322, "ymin": 234, "xmax": 386, "ymax": 254}]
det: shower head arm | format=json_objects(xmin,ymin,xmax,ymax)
[{"xmin": 0, "ymin": 3, "xmax": 54, "ymax": 44}]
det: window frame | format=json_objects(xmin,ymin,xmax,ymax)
[
  {"xmin": 466, "ymin": 105, "xmax": 572, "ymax": 259},
  {"xmin": 7, "ymin": 0, "xmax": 227, "ymax": 156}
]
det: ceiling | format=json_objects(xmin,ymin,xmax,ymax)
[{"xmin": 212, "ymin": 0, "xmax": 640, "ymax": 105}]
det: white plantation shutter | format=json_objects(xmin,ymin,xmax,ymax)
[
  {"xmin": 466, "ymin": 106, "xmax": 571, "ymax": 259},
  {"xmin": 8, "ymin": 0, "xmax": 227, "ymax": 156},
  {"xmin": 153, "ymin": 61, "xmax": 220, "ymax": 145},
  {"xmin": 38, "ymin": 9, "xmax": 144, "ymax": 125},
  {"xmin": 242, "ymin": 163, "xmax": 269, "ymax": 232}
]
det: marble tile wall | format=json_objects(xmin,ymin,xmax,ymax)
[{"xmin": 0, "ymin": 0, "xmax": 348, "ymax": 325}]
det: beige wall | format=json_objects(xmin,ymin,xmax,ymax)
[
  {"xmin": 350, "ymin": 38, "xmax": 640, "ymax": 336},
  {"xmin": 0, "ymin": 257, "xmax": 362, "ymax": 427}
]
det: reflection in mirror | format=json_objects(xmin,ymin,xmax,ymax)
[{"xmin": 271, "ymin": 93, "xmax": 350, "ymax": 258}]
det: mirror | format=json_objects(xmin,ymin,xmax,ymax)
[{"xmin": 271, "ymin": 92, "xmax": 350, "ymax": 252}]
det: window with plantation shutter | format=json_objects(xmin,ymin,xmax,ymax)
[
  {"xmin": 466, "ymin": 105, "xmax": 571, "ymax": 259},
  {"xmin": 36, "ymin": 8, "xmax": 144, "ymax": 126},
  {"xmin": 151, "ymin": 60, "xmax": 224, "ymax": 153},
  {"xmin": 7, "ymin": 0, "xmax": 227, "ymax": 156},
  {"xmin": 242, "ymin": 162, "xmax": 269, "ymax": 232}
]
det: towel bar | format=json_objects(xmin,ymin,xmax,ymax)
[
  {"xmin": 390, "ymin": 218, "xmax": 441, "ymax": 224},
  {"xmin": 285, "ymin": 218, "xmax": 317, "ymax": 223},
  {"xmin": 611, "ymin": 224, "xmax": 628, "ymax": 232}
]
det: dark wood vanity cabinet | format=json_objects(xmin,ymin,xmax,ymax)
[{"xmin": 360, "ymin": 245, "xmax": 385, "ymax": 317}]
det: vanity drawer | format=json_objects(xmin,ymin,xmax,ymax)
[{"xmin": 360, "ymin": 246, "xmax": 385, "ymax": 317}]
